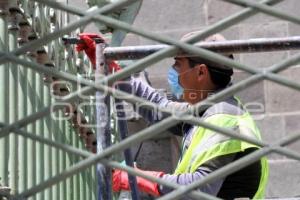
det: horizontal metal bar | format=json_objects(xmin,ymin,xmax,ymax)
[
  {"xmin": 102, "ymin": 36, "xmax": 300, "ymax": 60},
  {"xmin": 62, "ymin": 37, "xmax": 104, "ymax": 45}
]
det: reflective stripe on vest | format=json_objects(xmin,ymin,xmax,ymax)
[{"xmin": 174, "ymin": 111, "xmax": 269, "ymax": 199}]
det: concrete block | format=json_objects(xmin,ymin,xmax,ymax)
[
  {"xmin": 207, "ymin": 0, "xmax": 242, "ymax": 25},
  {"xmin": 265, "ymin": 68, "xmax": 300, "ymax": 113},
  {"xmin": 239, "ymin": 21, "xmax": 288, "ymax": 68},
  {"xmin": 145, "ymin": 58, "xmax": 173, "ymax": 76},
  {"xmin": 134, "ymin": 137, "xmax": 180, "ymax": 173},
  {"xmin": 228, "ymin": 0, "xmax": 300, "ymax": 24},
  {"xmin": 255, "ymin": 115, "xmax": 285, "ymax": 160},
  {"xmin": 149, "ymin": 75, "xmax": 169, "ymax": 92},
  {"xmin": 136, "ymin": 29, "xmax": 192, "ymax": 46},
  {"xmin": 122, "ymin": 33, "xmax": 142, "ymax": 46},
  {"xmin": 133, "ymin": 0, "xmax": 207, "ymax": 32},
  {"xmin": 127, "ymin": 119, "xmax": 180, "ymax": 173},
  {"xmin": 284, "ymin": 115, "xmax": 300, "ymax": 154},
  {"xmin": 232, "ymin": 71, "xmax": 266, "ymax": 111},
  {"xmin": 266, "ymin": 160, "xmax": 300, "ymax": 198}
]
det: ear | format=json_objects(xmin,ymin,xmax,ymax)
[{"xmin": 195, "ymin": 64, "xmax": 208, "ymax": 81}]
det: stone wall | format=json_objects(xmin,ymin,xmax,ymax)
[{"xmin": 122, "ymin": 0, "xmax": 300, "ymax": 198}]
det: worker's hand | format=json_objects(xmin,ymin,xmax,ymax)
[
  {"xmin": 76, "ymin": 33, "xmax": 103, "ymax": 66},
  {"xmin": 75, "ymin": 33, "xmax": 121, "ymax": 73},
  {"xmin": 112, "ymin": 167, "xmax": 164, "ymax": 196}
]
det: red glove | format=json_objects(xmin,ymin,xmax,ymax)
[
  {"xmin": 75, "ymin": 33, "xmax": 121, "ymax": 73},
  {"xmin": 112, "ymin": 168, "xmax": 164, "ymax": 196}
]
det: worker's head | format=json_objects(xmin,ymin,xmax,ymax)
[{"xmin": 168, "ymin": 32, "xmax": 234, "ymax": 104}]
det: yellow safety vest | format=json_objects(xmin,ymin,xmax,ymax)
[{"xmin": 174, "ymin": 99, "xmax": 269, "ymax": 199}]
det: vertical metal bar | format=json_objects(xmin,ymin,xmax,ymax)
[
  {"xmin": 62, "ymin": 120, "xmax": 67, "ymax": 200},
  {"xmin": 0, "ymin": 2, "xmax": 9, "ymax": 188},
  {"xmin": 27, "ymin": 65, "xmax": 36, "ymax": 200},
  {"xmin": 48, "ymin": 76, "xmax": 57, "ymax": 199},
  {"xmin": 115, "ymin": 97, "xmax": 140, "ymax": 200},
  {"xmin": 52, "ymin": 21, "xmax": 62, "ymax": 200},
  {"xmin": 58, "ymin": 110, "xmax": 64, "ymax": 200},
  {"xmin": 13, "ymin": 10, "xmax": 29, "ymax": 196},
  {"xmin": 56, "ymin": 12, "xmax": 66, "ymax": 196},
  {"xmin": 19, "ymin": 21, "xmax": 37, "ymax": 200},
  {"xmin": 95, "ymin": 42, "xmax": 112, "ymax": 200},
  {"xmin": 69, "ymin": 123, "xmax": 74, "ymax": 200},
  {"xmin": 52, "ymin": 110, "xmax": 59, "ymax": 200},
  {"xmin": 35, "ymin": 53, "xmax": 44, "ymax": 200},
  {"xmin": 65, "ymin": 35, "xmax": 74, "ymax": 200},
  {"xmin": 79, "ymin": 139, "xmax": 85, "ymax": 200},
  {"xmin": 65, "ymin": 121, "xmax": 72, "ymax": 200},
  {"xmin": 8, "ymin": 7, "xmax": 19, "ymax": 194},
  {"xmin": 75, "ymin": 132, "xmax": 81, "ymax": 199},
  {"xmin": 86, "ymin": 166, "xmax": 92, "ymax": 200},
  {"xmin": 92, "ymin": 165, "xmax": 97, "ymax": 200},
  {"xmin": 72, "ymin": 124, "xmax": 79, "ymax": 200},
  {"xmin": 43, "ymin": 78, "xmax": 52, "ymax": 200}
]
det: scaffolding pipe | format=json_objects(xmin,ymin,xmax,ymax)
[
  {"xmin": 63, "ymin": 36, "xmax": 300, "ymax": 60},
  {"xmin": 105, "ymin": 36, "xmax": 300, "ymax": 60},
  {"xmin": 115, "ymin": 96, "xmax": 140, "ymax": 200},
  {"xmin": 95, "ymin": 42, "xmax": 112, "ymax": 200}
]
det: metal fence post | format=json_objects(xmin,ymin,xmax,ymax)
[
  {"xmin": 0, "ymin": 0, "xmax": 9, "ymax": 189},
  {"xmin": 34, "ymin": 38, "xmax": 45, "ymax": 200},
  {"xmin": 115, "ymin": 96, "xmax": 140, "ymax": 200},
  {"xmin": 95, "ymin": 42, "xmax": 112, "ymax": 200},
  {"xmin": 19, "ymin": 20, "xmax": 37, "ymax": 200},
  {"xmin": 8, "ymin": 3, "xmax": 19, "ymax": 194}
]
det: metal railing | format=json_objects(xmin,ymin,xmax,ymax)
[{"xmin": 0, "ymin": 0, "xmax": 300, "ymax": 200}]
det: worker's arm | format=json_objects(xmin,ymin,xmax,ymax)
[
  {"xmin": 112, "ymin": 153, "xmax": 236, "ymax": 197},
  {"xmin": 160, "ymin": 153, "xmax": 235, "ymax": 196},
  {"xmin": 117, "ymin": 76, "xmax": 190, "ymax": 124}
]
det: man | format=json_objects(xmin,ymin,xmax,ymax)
[{"xmin": 76, "ymin": 32, "xmax": 269, "ymax": 199}]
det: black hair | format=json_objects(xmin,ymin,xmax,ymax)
[{"xmin": 188, "ymin": 58, "xmax": 233, "ymax": 89}]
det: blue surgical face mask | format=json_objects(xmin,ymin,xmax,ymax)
[{"xmin": 168, "ymin": 66, "xmax": 183, "ymax": 99}]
